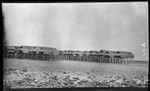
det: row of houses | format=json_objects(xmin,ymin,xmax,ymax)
[
  {"xmin": 3, "ymin": 45, "xmax": 135, "ymax": 64},
  {"xmin": 3, "ymin": 46, "xmax": 57, "ymax": 60}
]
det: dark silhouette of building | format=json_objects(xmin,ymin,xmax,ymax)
[{"xmin": 3, "ymin": 45, "xmax": 135, "ymax": 64}]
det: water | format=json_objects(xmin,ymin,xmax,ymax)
[{"xmin": 4, "ymin": 58, "xmax": 148, "ymax": 78}]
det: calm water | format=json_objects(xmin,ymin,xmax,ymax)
[{"xmin": 4, "ymin": 58, "xmax": 149, "ymax": 78}]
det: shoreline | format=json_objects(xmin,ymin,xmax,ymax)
[
  {"xmin": 3, "ymin": 58, "xmax": 149, "ymax": 88},
  {"xmin": 4, "ymin": 68, "xmax": 149, "ymax": 88}
]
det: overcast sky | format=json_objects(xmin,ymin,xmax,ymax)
[{"xmin": 2, "ymin": 2, "xmax": 148, "ymax": 61}]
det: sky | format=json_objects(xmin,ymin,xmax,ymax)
[{"xmin": 2, "ymin": 2, "xmax": 148, "ymax": 61}]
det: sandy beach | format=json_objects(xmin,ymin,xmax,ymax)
[{"xmin": 3, "ymin": 58, "xmax": 149, "ymax": 88}]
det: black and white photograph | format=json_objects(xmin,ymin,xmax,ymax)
[{"xmin": 2, "ymin": 2, "xmax": 149, "ymax": 90}]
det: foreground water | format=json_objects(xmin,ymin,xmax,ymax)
[{"xmin": 3, "ymin": 58, "xmax": 149, "ymax": 88}]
